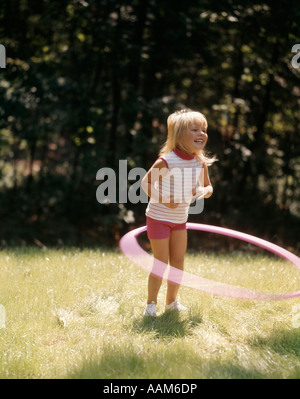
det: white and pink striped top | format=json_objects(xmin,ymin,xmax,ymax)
[{"xmin": 145, "ymin": 148, "xmax": 204, "ymax": 223}]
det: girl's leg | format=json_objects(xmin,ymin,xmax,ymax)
[
  {"xmin": 166, "ymin": 229, "xmax": 187, "ymax": 305},
  {"xmin": 147, "ymin": 237, "xmax": 169, "ymax": 304}
]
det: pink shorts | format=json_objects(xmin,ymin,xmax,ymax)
[{"xmin": 146, "ymin": 216, "xmax": 186, "ymax": 239}]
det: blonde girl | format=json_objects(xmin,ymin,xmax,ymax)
[{"xmin": 141, "ymin": 109, "xmax": 215, "ymax": 316}]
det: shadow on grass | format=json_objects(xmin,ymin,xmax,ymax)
[
  {"xmin": 66, "ymin": 340, "xmax": 276, "ymax": 379},
  {"xmin": 66, "ymin": 310, "xmax": 300, "ymax": 379},
  {"xmin": 249, "ymin": 327, "xmax": 300, "ymax": 358},
  {"xmin": 132, "ymin": 309, "xmax": 202, "ymax": 339}
]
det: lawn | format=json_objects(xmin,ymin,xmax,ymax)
[{"xmin": 0, "ymin": 245, "xmax": 299, "ymax": 379}]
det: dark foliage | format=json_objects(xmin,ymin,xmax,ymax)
[{"xmin": 0, "ymin": 0, "xmax": 299, "ymax": 250}]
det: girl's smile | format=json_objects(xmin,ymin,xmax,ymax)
[{"xmin": 181, "ymin": 124, "xmax": 208, "ymax": 153}]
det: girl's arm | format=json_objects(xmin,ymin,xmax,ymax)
[
  {"xmin": 141, "ymin": 159, "xmax": 178, "ymax": 209},
  {"xmin": 193, "ymin": 163, "xmax": 213, "ymax": 200},
  {"xmin": 203, "ymin": 163, "xmax": 213, "ymax": 198}
]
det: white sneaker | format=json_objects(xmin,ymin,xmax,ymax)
[
  {"xmin": 165, "ymin": 300, "xmax": 189, "ymax": 312},
  {"xmin": 144, "ymin": 301, "xmax": 157, "ymax": 317}
]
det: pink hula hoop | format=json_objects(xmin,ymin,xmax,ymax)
[{"xmin": 119, "ymin": 223, "xmax": 300, "ymax": 300}]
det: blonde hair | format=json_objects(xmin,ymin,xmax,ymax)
[{"xmin": 159, "ymin": 109, "xmax": 216, "ymax": 166}]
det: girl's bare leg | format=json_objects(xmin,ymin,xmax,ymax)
[
  {"xmin": 166, "ymin": 229, "xmax": 187, "ymax": 305},
  {"xmin": 147, "ymin": 237, "xmax": 169, "ymax": 304}
]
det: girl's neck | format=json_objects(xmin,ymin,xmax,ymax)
[{"xmin": 174, "ymin": 146, "xmax": 195, "ymax": 160}]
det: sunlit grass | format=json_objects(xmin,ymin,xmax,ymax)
[{"xmin": 0, "ymin": 247, "xmax": 299, "ymax": 379}]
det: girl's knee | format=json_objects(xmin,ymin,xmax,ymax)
[{"xmin": 169, "ymin": 256, "xmax": 184, "ymax": 268}]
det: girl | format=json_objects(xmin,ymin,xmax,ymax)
[{"xmin": 141, "ymin": 109, "xmax": 215, "ymax": 317}]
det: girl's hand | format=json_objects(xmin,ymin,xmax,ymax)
[
  {"xmin": 161, "ymin": 201, "xmax": 179, "ymax": 209},
  {"xmin": 160, "ymin": 193, "xmax": 179, "ymax": 208},
  {"xmin": 193, "ymin": 185, "xmax": 213, "ymax": 200}
]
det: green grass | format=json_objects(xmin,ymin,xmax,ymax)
[{"xmin": 0, "ymin": 246, "xmax": 300, "ymax": 379}]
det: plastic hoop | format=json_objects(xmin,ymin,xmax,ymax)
[{"xmin": 119, "ymin": 223, "xmax": 300, "ymax": 300}]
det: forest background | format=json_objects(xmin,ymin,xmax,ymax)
[{"xmin": 0, "ymin": 0, "xmax": 299, "ymax": 252}]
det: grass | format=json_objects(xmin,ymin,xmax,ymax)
[{"xmin": 0, "ymin": 245, "xmax": 300, "ymax": 379}]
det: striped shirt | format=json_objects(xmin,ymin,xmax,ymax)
[{"xmin": 145, "ymin": 148, "xmax": 204, "ymax": 223}]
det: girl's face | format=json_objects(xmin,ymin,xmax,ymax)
[{"xmin": 180, "ymin": 122, "xmax": 208, "ymax": 154}]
